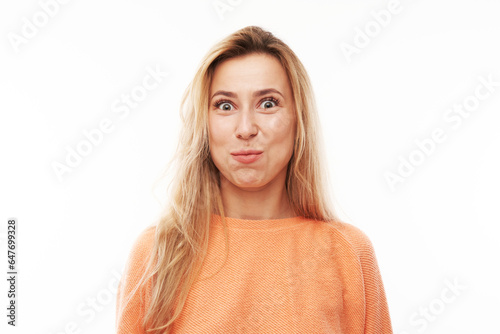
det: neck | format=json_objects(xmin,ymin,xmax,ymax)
[{"xmin": 219, "ymin": 173, "xmax": 295, "ymax": 220}]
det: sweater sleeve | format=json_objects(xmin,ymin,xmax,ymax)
[
  {"xmin": 355, "ymin": 228, "xmax": 393, "ymax": 334},
  {"xmin": 115, "ymin": 225, "xmax": 156, "ymax": 334}
]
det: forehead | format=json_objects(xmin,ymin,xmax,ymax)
[{"xmin": 210, "ymin": 53, "xmax": 291, "ymax": 94}]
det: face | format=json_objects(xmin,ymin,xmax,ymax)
[{"xmin": 208, "ymin": 53, "xmax": 296, "ymax": 192}]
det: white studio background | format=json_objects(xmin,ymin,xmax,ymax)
[{"xmin": 1, "ymin": 0, "xmax": 499, "ymax": 333}]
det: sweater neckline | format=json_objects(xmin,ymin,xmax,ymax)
[{"xmin": 211, "ymin": 213, "xmax": 306, "ymax": 230}]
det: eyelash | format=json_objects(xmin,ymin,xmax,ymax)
[{"xmin": 212, "ymin": 96, "xmax": 281, "ymax": 110}]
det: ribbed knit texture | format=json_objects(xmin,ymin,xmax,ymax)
[{"xmin": 116, "ymin": 214, "xmax": 393, "ymax": 333}]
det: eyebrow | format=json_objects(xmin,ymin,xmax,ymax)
[{"xmin": 210, "ymin": 88, "xmax": 284, "ymax": 100}]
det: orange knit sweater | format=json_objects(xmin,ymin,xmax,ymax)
[{"xmin": 116, "ymin": 214, "xmax": 393, "ymax": 333}]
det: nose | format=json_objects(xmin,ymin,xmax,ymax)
[{"xmin": 235, "ymin": 107, "xmax": 258, "ymax": 140}]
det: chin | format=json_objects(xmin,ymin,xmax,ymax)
[
  {"xmin": 233, "ymin": 178, "xmax": 266, "ymax": 189},
  {"xmin": 236, "ymin": 185, "xmax": 267, "ymax": 192}
]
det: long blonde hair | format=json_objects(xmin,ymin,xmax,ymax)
[{"xmin": 126, "ymin": 25, "xmax": 342, "ymax": 333}]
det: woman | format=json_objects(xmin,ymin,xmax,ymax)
[{"xmin": 116, "ymin": 25, "xmax": 393, "ymax": 333}]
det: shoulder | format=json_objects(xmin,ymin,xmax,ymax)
[
  {"xmin": 128, "ymin": 225, "xmax": 157, "ymax": 261},
  {"xmin": 116, "ymin": 225, "xmax": 157, "ymax": 331},
  {"xmin": 132, "ymin": 225, "xmax": 157, "ymax": 250},
  {"xmin": 318, "ymin": 218, "xmax": 376, "ymax": 258},
  {"xmin": 119, "ymin": 225, "xmax": 157, "ymax": 296},
  {"xmin": 123, "ymin": 225, "xmax": 157, "ymax": 274}
]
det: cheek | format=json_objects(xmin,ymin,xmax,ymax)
[
  {"xmin": 266, "ymin": 116, "xmax": 296, "ymax": 157},
  {"xmin": 269, "ymin": 115, "xmax": 295, "ymax": 140},
  {"xmin": 208, "ymin": 118, "xmax": 228, "ymax": 159},
  {"xmin": 208, "ymin": 116, "xmax": 219, "ymax": 143}
]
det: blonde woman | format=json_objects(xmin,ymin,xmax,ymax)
[{"xmin": 115, "ymin": 25, "xmax": 393, "ymax": 333}]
